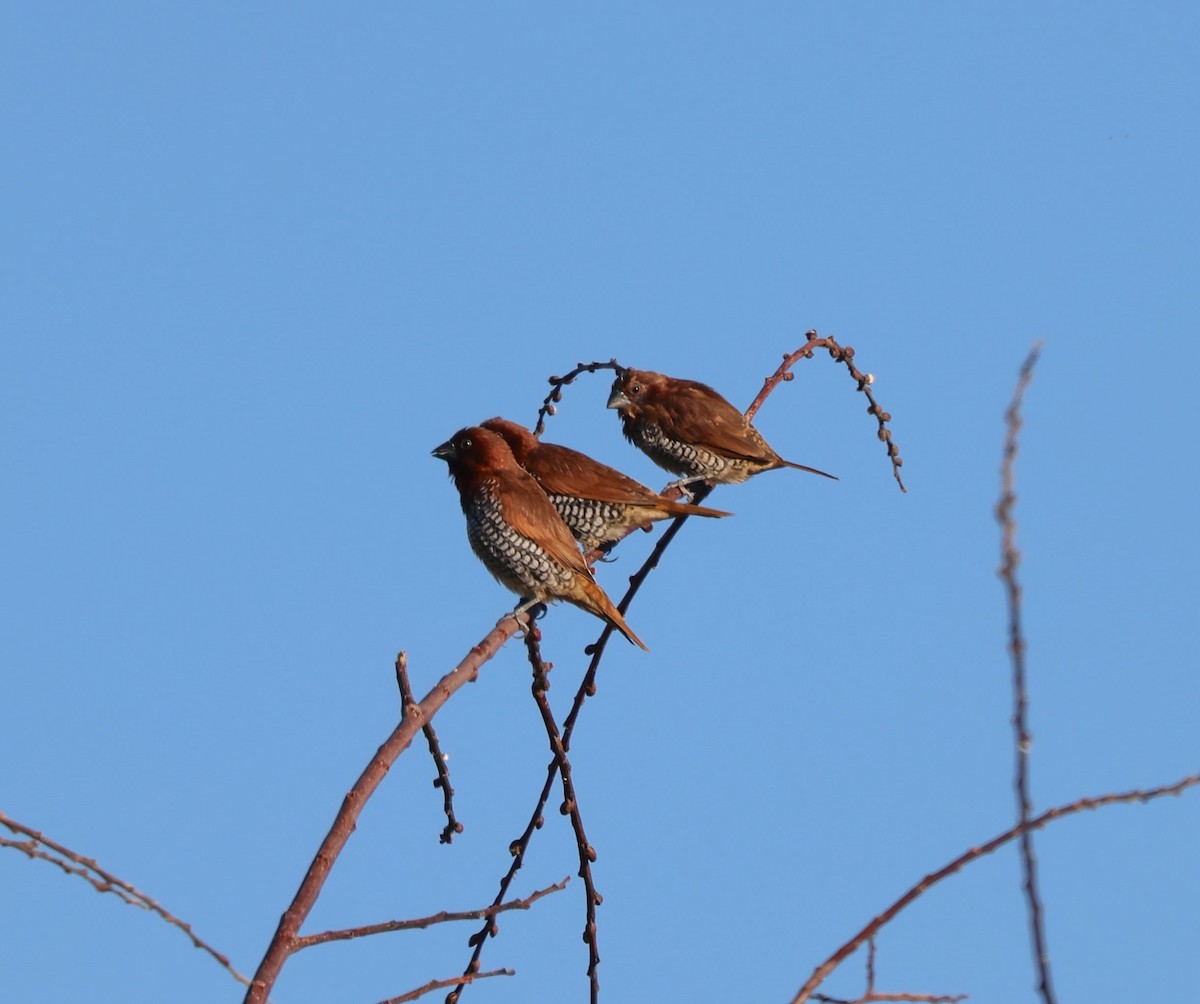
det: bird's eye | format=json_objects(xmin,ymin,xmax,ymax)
[
  {"xmin": 630, "ymin": 383, "xmax": 642, "ymax": 395},
  {"xmin": 461, "ymin": 437, "xmax": 473, "ymax": 449}
]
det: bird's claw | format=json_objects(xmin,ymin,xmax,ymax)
[
  {"xmin": 508, "ymin": 599, "xmax": 546, "ymax": 635},
  {"xmin": 664, "ymin": 478, "xmax": 702, "ymax": 500}
]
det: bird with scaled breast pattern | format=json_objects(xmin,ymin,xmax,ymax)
[
  {"xmin": 432, "ymin": 425, "xmax": 648, "ymax": 650},
  {"xmin": 606, "ymin": 367, "xmax": 837, "ymax": 487},
  {"xmin": 479, "ymin": 416, "xmax": 733, "ymax": 551}
]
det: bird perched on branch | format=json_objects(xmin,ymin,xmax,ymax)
[
  {"xmin": 480, "ymin": 417, "xmax": 732, "ymax": 550},
  {"xmin": 432, "ymin": 425, "xmax": 648, "ymax": 650},
  {"xmin": 607, "ymin": 367, "xmax": 837, "ymax": 488}
]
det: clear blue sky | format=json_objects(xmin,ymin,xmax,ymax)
[{"xmin": 3, "ymin": 4, "xmax": 1197, "ymax": 1002}]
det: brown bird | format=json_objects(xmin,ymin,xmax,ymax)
[
  {"xmin": 432, "ymin": 425, "xmax": 648, "ymax": 650},
  {"xmin": 480, "ymin": 417, "xmax": 732, "ymax": 550},
  {"xmin": 606, "ymin": 367, "xmax": 837, "ymax": 487}
]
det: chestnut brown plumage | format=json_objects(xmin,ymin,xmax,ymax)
[
  {"xmin": 606, "ymin": 367, "xmax": 837, "ymax": 486},
  {"xmin": 480, "ymin": 417, "xmax": 732, "ymax": 550},
  {"xmin": 432, "ymin": 425, "xmax": 648, "ymax": 650}
]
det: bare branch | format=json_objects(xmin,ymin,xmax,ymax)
[
  {"xmin": 374, "ymin": 968, "xmax": 514, "ymax": 1004},
  {"xmin": 293, "ymin": 879, "xmax": 568, "ymax": 949},
  {"xmin": 0, "ymin": 811, "xmax": 249, "ymax": 986},
  {"xmin": 395, "ymin": 655, "xmax": 463, "ymax": 844},
  {"xmin": 996, "ymin": 342, "xmax": 1054, "ymax": 1004},
  {"xmin": 525, "ymin": 627, "xmax": 603, "ymax": 1003},
  {"xmin": 452, "ymin": 735, "xmax": 565, "ymax": 1001},
  {"xmin": 812, "ymin": 993, "xmax": 967, "ymax": 1004},
  {"xmin": 790, "ymin": 773, "xmax": 1200, "ymax": 1003},
  {"xmin": 814, "ymin": 934, "xmax": 967, "ymax": 1004}
]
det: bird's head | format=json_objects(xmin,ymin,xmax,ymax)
[
  {"xmin": 432, "ymin": 426, "xmax": 518, "ymax": 490},
  {"xmin": 479, "ymin": 416, "xmax": 539, "ymax": 464},
  {"xmin": 606, "ymin": 367, "xmax": 662, "ymax": 415}
]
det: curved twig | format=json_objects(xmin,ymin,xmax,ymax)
[
  {"xmin": 534, "ymin": 359, "xmax": 623, "ymax": 437},
  {"xmin": 747, "ymin": 331, "xmax": 906, "ymax": 492}
]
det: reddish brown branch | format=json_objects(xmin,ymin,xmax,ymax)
[
  {"xmin": 996, "ymin": 343, "xmax": 1054, "ymax": 1004},
  {"xmin": 394, "ymin": 656, "xmax": 463, "ymax": 844},
  {"xmin": 811, "ymin": 935, "xmax": 967, "ymax": 1004},
  {"xmin": 293, "ymin": 878, "xmax": 568, "ymax": 949},
  {"xmin": 375, "ymin": 967, "xmax": 514, "ymax": 1004},
  {"xmin": 813, "ymin": 994, "xmax": 967, "ymax": 1004},
  {"xmin": 790, "ymin": 773, "xmax": 1200, "ymax": 1003},
  {"xmin": 746, "ymin": 331, "xmax": 906, "ymax": 493},
  {"xmin": 244, "ymin": 630, "xmax": 527, "ymax": 1004},
  {"xmin": 0, "ymin": 811, "xmax": 249, "ymax": 986}
]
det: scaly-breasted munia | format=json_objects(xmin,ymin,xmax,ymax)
[
  {"xmin": 606, "ymin": 367, "xmax": 836, "ymax": 486},
  {"xmin": 480, "ymin": 417, "xmax": 732, "ymax": 550},
  {"xmin": 432, "ymin": 425, "xmax": 648, "ymax": 650}
]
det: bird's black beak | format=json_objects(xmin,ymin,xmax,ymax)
[
  {"xmin": 606, "ymin": 388, "xmax": 629, "ymax": 410},
  {"xmin": 431, "ymin": 439, "xmax": 456, "ymax": 461}
]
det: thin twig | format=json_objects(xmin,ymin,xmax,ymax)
[
  {"xmin": 452, "ymin": 748, "xmax": 563, "ymax": 1002},
  {"xmin": 375, "ymin": 968, "xmax": 514, "ymax": 1004},
  {"xmin": 450, "ymin": 625, "xmax": 610, "ymax": 1004},
  {"xmin": 0, "ymin": 812, "xmax": 250, "ymax": 986},
  {"xmin": 813, "ymin": 994, "xmax": 967, "ymax": 1004},
  {"xmin": 395, "ymin": 655, "xmax": 463, "ymax": 844},
  {"xmin": 813, "ymin": 934, "xmax": 965, "ymax": 1004},
  {"xmin": 812, "ymin": 994, "xmax": 967, "ymax": 1004},
  {"xmin": 790, "ymin": 773, "xmax": 1200, "ymax": 1003},
  {"xmin": 525, "ymin": 627, "xmax": 603, "ymax": 1003},
  {"xmin": 996, "ymin": 342, "xmax": 1054, "ymax": 1004},
  {"xmin": 293, "ymin": 878, "xmax": 569, "ymax": 949}
]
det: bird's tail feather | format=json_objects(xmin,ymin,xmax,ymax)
[
  {"xmin": 575, "ymin": 581, "xmax": 649, "ymax": 651},
  {"xmin": 662, "ymin": 501, "xmax": 732, "ymax": 519},
  {"xmin": 779, "ymin": 458, "xmax": 838, "ymax": 480},
  {"xmin": 607, "ymin": 609, "xmax": 649, "ymax": 651}
]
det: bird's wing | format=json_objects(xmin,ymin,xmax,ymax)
[
  {"xmin": 533, "ymin": 444, "xmax": 663, "ymax": 505},
  {"xmin": 659, "ymin": 384, "xmax": 776, "ymax": 463},
  {"xmin": 499, "ymin": 468, "xmax": 593, "ymax": 576}
]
